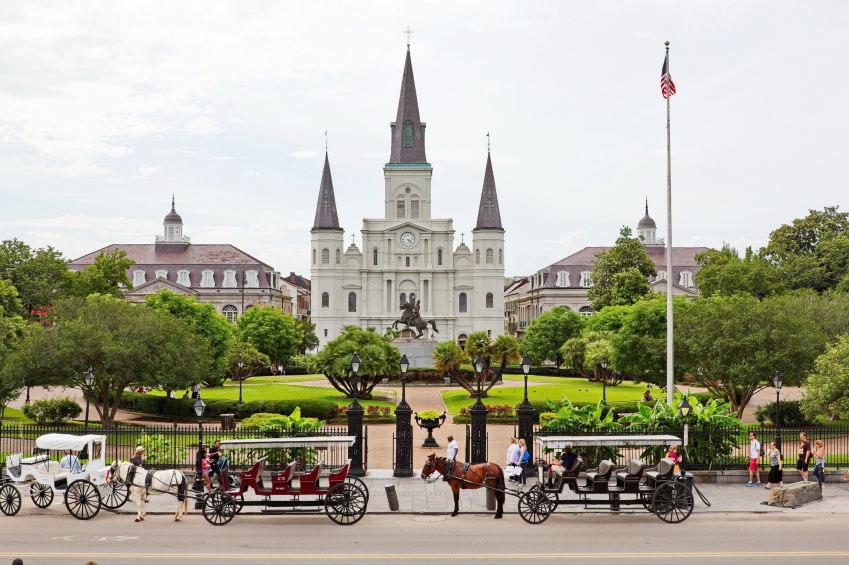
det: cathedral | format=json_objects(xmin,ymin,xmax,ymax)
[{"xmin": 310, "ymin": 46, "xmax": 506, "ymax": 350}]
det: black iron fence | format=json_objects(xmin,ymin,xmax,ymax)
[
  {"xmin": 0, "ymin": 422, "xmax": 357, "ymax": 473},
  {"xmin": 535, "ymin": 425, "xmax": 849, "ymax": 470}
]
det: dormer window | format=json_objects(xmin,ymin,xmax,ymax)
[
  {"xmin": 223, "ymin": 270, "xmax": 237, "ymax": 288},
  {"xmin": 200, "ymin": 270, "xmax": 215, "ymax": 288},
  {"xmin": 403, "ymin": 121, "xmax": 413, "ymax": 146},
  {"xmin": 132, "ymin": 270, "xmax": 146, "ymax": 286},
  {"xmin": 177, "ymin": 270, "xmax": 191, "ymax": 286},
  {"xmin": 556, "ymin": 271, "xmax": 570, "ymax": 287},
  {"xmin": 656, "ymin": 270, "xmax": 667, "ymax": 281},
  {"xmin": 580, "ymin": 271, "xmax": 593, "ymax": 288},
  {"xmin": 155, "ymin": 269, "xmax": 168, "ymax": 280},
  {"xmin": 679, "ymin": 271, "xmax": 694, "ymax": 288},
  {"xmin": 245, "ymin": 270, "xmax": 259, "ymax": 288}
]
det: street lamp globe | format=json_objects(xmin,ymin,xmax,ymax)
[
  {"xmin": 600, "ymin": 356, "xmax": 609, "ymax": 370},
  {"xmin": 84, "ymin": 368, "xmax": 94, "ymax": 388},
  {"xmin": 520, "ymin": 354, "xmax": 531, "ymax": 375},
  {"xmin": 400, "ymin": 354, "xmax": 409, "ymax": 375},
  {"xmin": 193, "ymin": 396, "xmax": 206, "ymax": 418},
  {"xmin": 772, "ymin": 370, "xmax": 783, "ymax": 390},
  {"xmin": 350, "ymin": 352, "xmax": 361, "ymax": 375},
  {"xmin": 678, "ymin": 396, "xmax": 691, "ymax": 417},
  {"xmin": 473, "ymin": 355, "xmax": 485, "ymax": 375},
  {"xmin": 237, "ymin": 354, "xmax": 245, "ymax": 370}
]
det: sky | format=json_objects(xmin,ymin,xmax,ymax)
[{"xmin": 2, "ymin": 1, "xmax": 848, "ymax": 279}]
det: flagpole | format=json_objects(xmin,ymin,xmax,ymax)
[{"xmin": 664, "ymin": 40, "xmax": 674, "ymax": 407}]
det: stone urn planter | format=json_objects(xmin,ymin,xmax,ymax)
[{"xmin": 414, "ymin": 411, "xmax": 447, "ymax": 448}]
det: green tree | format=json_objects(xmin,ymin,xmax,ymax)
[
  {"xmin": 761, "ymin": 206, "xmax": 849, "ymax": 292},
  {"xmin": 3, "ymin": 295, "xmax": 211, "ymax": 426},
  {"xmin": 433, "ymin": 340, "xmax": 466, "ymax": 383},
  {"xmin": 588, "ymin": 227, "xmax": 657, "ymax": 310},
  {"xmin": 0, "ymin": 279, "xmax": 24, "ymax": 317},
  {"xmin": 0, "ymin": 238, "xmax": 70, "ymax": 312},
  {"xmin": 294, "ymin": 318, "xmax": 319, "ymax": 354},
  {"xmin": 695, "ymin": 244, "xmax": 785, "ymax": 298},
  {"xmin": 460, "ymin": 331, "xmax": 521, "ymax": 398},
  {"xmin": 144, "ymin": 290, "xmax": 235, "ymax": 385},
  {"xmin": 560, "ymin": 330, "xmax": 613, "ymax": 381},
  {"xmin": 308, "ymin": 326, "xmax": 400, "ymax": 399},
  {"xmin": 67, "ymin": 249, "xmax": 135, "ymax": 298},
  {"xmin": 237, "ymin": 305, "xmax": 302, "ymax": 365},
  {"xmin": 800, "ymin": 334, "xmax": 849, "ymax": 420},
  {"xmin": 520, "ymin": 306, "xmax": 585, "ymax": 367},
  {"xmin": 676, "ymin": 293, "xmax": 828, "ymax": 417},
  {"xmin": 224, "ymin": 342, "xmax": 270, "ymax": 386},
  {"xmin": 0, "ymin": 315, "xmax": 28, "ymax": 417}
]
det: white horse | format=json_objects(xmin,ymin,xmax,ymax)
[{"xmin": 108, "ymin": 461, "xmax": 190, "ymax": 522}]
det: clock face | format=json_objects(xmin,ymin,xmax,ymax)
[{"xmin": 400, "ymin": 231, "xmax": 416, "ymax": 248}]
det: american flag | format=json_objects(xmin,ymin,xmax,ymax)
[{"xmin": 661, "ymin": 54, "xmax": 676, "ymax": 99}]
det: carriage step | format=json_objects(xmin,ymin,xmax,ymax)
[{"xmin": 259, "ymin": 508, "xmax": 322, "ymax": 514}]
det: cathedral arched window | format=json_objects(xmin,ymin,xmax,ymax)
[
  {"xmin": 459, "ymin": 293, "xmax": 467, "ymax": 313},
  {"xmin": 397, "ymin": 197, "xmax": 405, "ymax": 219},
  {"xmin": 405, "ymin": 256, "xmax": 410, "ymax": 267},
  {"xmin": 403, "ymin": 121, "xmax": 413, "ymax": 146},
  {"xmin": 373, "ymin": 249, "xmax": 378, "ymax": 266},
  {"xmin": 486, "ymin": 249, "xmax": 494, "ymax": 264},
  {"xmin": 475, "ymin": 249, "xmax": 480, "ymax": 264},
  {"xmin": 499, "ymin": 249, "xmax": 503, "ymax": 265},
  {"xmin": 486, "ymin": 293, "xmax": 494, "ymax": 308},
  {"xmin": 321, "ymin": 248, "xmax": 330, "ymax": 264},
  {"xmin": 321, "ymin": 292, "xmax": 329, "ymax": 308},
  {"xmin": 348, "ymin": 292, "xmax": 357, "ymax": 312},
  {"xmin": 335, "ymin": 249, "xmax": 341, "ymax": 264},
  {"xmin": 222, "ymin": 305, "xmax": 238, "ymax": 322},
  {"xmin": 313, "ymin": 249, "xmax": 316, "ymax": 265},
  {"xmin": 437, "ymin": 248, "xmax": 443, "ymax": 266},
  {"xmin": 411, "ymin": 196, "xmax": 419, "ymax": 219},
  {"xmin": 400, "ymin": 293, "xmax": 406, "ymax": 305}
]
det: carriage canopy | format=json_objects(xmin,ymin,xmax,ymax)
[
  {"xmin": 217, "ymin": 436, "xmax": 356, "ymax": 450},
  {"xmin": 535, "ymin": 435, "xmax": 682, "ymax": 450},
  {"xmin": 35, "ymin": 434, "xmax": 107, "ymax": 451}
]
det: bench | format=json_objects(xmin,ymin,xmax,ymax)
[
  {"xmin": 291, "ymin": 462, "xmax": 322, "ymax": 494},
  {"xmin": 270, "ymin": 461, "xmax": 299, "ymax": 491},
  {"xmin": 645, "ymin": 458, "xmax": 676, "ymax": 489},
  {"xmin": 579, "ymin": 460, "xmax": 615, "ymax": 494},
  {"xmin": 327, "ymin": 459, "xmax": 352, "ymax": 489},
  {"xmin": 20, "ymin": 454, "xmax": 49, "ymax": 465},
  {"xmin": 613, "ymin": 459, "xmax": 646, "ymax": 493},
  {"xmin": 239, "ymin": 457, "xmax": 268, "ymax": 490}
]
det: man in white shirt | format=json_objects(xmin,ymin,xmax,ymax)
[
  {"xmin": 746, "ymin": 432, "xmax": 762, "ymax": 486},
  {"xmin": 446, "ymin": 435, "xmax": 459, "ymax": 460},
  {"xmin": 59, "ymin": 449, "xmax": 82, "ymax": 474}
]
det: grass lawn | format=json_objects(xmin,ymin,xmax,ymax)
[
  {"xmin": 441, "ymin": 379, "xmax": 652, "ymax": 414},
  {"xmin": 233, "ymin": 375, "xmax": 325, "ymax": 384},
  {"xmin": 149, "ymin": 383, "xmax": 396, "ymax": 409}
]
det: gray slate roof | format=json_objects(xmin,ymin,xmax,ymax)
[
  {"xmin": 389, "ymin": 48, "xmax": 427, "ymax": 164},
  {"xmin": 474, "ymin": 152, "xmax": 503, "ymax": 230},
  {"xmin": 312, "ymin": 153, "xmax": 341, "ymax": 230}
]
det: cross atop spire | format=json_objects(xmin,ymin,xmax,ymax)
[
  {"xmin": 325, "ymin": 131, "xmax": 328, "ymax": 152},
  {"xmin": 403, "ymin": 25, "xmax": 413, "ymax": 48}
]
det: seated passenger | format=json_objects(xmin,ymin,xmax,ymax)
[
  {"xmin": 59, "ymin": 449, "xmax": 83, "ymax": 474},
  {"xmin": 547, "ymin": 444, "xmax": 579, "ymax": 486}
]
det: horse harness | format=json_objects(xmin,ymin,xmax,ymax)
[{"xmin": 440, "ymin": 458, "xmax": 497, "ymax": 489}]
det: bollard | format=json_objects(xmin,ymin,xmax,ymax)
[
  {"xmin": 385, "ymin": 484, "xmax": 400, "ymax": 511},
  {"xmin": 485, "ymin": 488, "xmax": 496, "ymax": 511}
]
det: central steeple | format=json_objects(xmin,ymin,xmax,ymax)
[{"xmin": 389, "ymin": 47, "xmax": 427, "ymax": 164}]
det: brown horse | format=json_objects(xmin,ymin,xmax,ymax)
[{"xmin": 421, "ymin": 454, "xmax": 505, "ymax": 518}]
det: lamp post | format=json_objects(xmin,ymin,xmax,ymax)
[
  {"xmin": 23, "ymin": 377, "xmax": 31, "ymax": 405},
  {"xmin": 470, "ymin": 354, "xmax": 488, "ymax": 464},
  {"xmin": 394, "ymin": 354, "xmax": 413, "ymax": 477},
  {"xmin": 600, "ymin": 356, "xmax": 609, "ymax": 405},
  {"xmin": 237, "ymin": 353, "xmax": 245, "ymax": 404},
  {"xmin": 773, "ymin": 370, "xmax": 783, "ymax": 453},
  {"xmin": 677, "ymin": 396, "xmax": 691, "ymax": 479},
  {"xmin": 192, "ymin": 394, "xmax": 207, "ymax": 508},
  {"xmin": 346, "ymin": 353, "xmax": 365, "ymax": 476},
  {"xmin": 516, "ymin": 354, "xmax": 535, "ymax": 477},
  {"xmin": 83, "ymin": 368, "xmax": 94, "ymax": 431}
]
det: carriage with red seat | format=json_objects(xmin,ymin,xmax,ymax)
[{"xmin": 205, "ymin": 436, "xmax": 368, "ymax": 526}]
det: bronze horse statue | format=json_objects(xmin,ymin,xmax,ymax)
[
  {"xmin": 421, "ymin": 454, "xmax": 505, "ymax": 518},
  {"xmin": 391, "ymin": 301, "xmax": 439, "ymax": 339}
]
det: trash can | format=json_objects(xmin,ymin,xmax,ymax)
[{"xmin": 221, "ymin": 413, "xmax": 235, "ymax": 430}]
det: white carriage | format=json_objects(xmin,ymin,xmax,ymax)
[{"xmin": 0, "ymin": 433, "xmax": 129, "ymax": 519}]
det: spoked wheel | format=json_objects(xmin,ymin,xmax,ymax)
[
  {"xmin": 30, "ymin": 482, "xmax": 54, "ymax": 508},
  {"xmin": 325, "ymin": 482, "xmax": 367, "ymax": 525},
  {"xmin": 0, "ymin": 484, "xmax": 22, "ymax": 516},
  {"xmin": 202, "ymin": 491, "xmax": 237, "ymax": 526},
  {"xmin": 651, "ymin": 481, "xmax": 694, "ymax": 523},
  {"xmin": 640, "ymin": 491, "xmax": 653, "ymax": 511},
  {"xmin": 518, "ymin": 488, "xmax": 553, "ymax": 524},
  {"xmin": 231, "ymin": 492, "xmax": 244, "ymax": 515},
  {"xmin": 99, "ymin": 483, "xmax": 130, "ymax": 509},
  {"xmin": 64, "ymin": 480, "xmax": 102, "ymax": 520},
  {"xmin": 345, "ymin": 476, "xmax": 370, "ymax": 502}
]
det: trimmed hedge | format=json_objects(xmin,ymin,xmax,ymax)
[{"xmin": 116, "ymin": 392, "xmax": 336, "ymax": 421}]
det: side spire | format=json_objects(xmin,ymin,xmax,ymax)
[
  {"xmin": 474, "ymin": 151, "xmax": 503, "ymax": 230},
  {"xmin": 389, "ymin": 48, "xmax": 427, "ymax": 164},
  {"xmin": 312, "ymin": 152, "xmax": 341, "ymax": 230}
]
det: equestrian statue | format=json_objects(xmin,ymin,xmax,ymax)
[{"xmin": 391, "ymin": 299, "xmax": 439, "ymax": 339}]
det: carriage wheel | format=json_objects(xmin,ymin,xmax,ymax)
[
  {"xmin": 518, "ymin": 489, "xmax": 553, "ymax": 524},
  {"xmin": 325, "ymin": 482, "xmax": 367, "ymax": 525},
  {"xmin": 651, "ymin": 481, "xmax": 694, "ymax": 524},
  {"xmin": 232, "ymin": 493, "xmax": 244, "ymax": 515},
  {"xmin": 202, "ymin": 491, "xmax": 237, "ymax": 526},
  {"xmin": 30, "ymin": 482, "xmax": 54, "ymax": 508},
  {"xmin": 0, "ymin": 484, "xmax": 22, "ymax": 516},
  {"xmin": 64, "ymin": 480, "xmax": 102, "ymax": 520},
  {"xmin": 345, "ymin": 476, "xmax": 370, "ymax": 502},
  {"xmin": 99, "ymin": 483, "xmax": 130, "ymax": 509},
  {"xmin": 640, "ymin": 492, "xmax": 653, "ymax": 511}
]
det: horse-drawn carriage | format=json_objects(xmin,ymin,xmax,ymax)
[
  {"xmin": 204, "ymin": 436, "xmax": 369, "ymax": 526},
  {"xmin": 518, "ymin": 435, "xmax": 696, "ymax": 524},
  {"xmin": 421, "ymin": 434, "xmax": 698, "ymax": 524},
  {"xmin": 0, "ymin": 433, "xmax": 129, "ymax": 519}
]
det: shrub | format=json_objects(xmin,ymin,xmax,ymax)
[
  {"xmin": 21, "ymin": 397, "xmax": 82, "ymax": 425},
  {"xmin": 240, "ymin": 413, "xmax": 286, "ymax": 428},
  {"xmin": 134, "ymin": 433, "xmax": 188, "ymax": 467},
  {"xmin": 539, "ymin": 412, "xmax": 558, "ymax": 427},
  {"xmin": 754, "ymin": 400, "xmax": 812, "ymax": 426}
]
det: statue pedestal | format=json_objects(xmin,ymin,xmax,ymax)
[{"xmin": 393, "ymin": 338, "xmax": 438, "ymax": 369}]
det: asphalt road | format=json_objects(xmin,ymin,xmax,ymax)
[{"xmin": 1, "ymin": 511, "xmax": 846, "ymax": 565}]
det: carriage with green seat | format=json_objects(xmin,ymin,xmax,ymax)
[{"xmin": 1, "ymin": 433, "xmax": 129, "ymax": 519}]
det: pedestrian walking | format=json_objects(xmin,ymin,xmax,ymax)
[
  {"xmin": 765, "ymin": 442, "xmax": 783, "ymax": 489},
  {"xmin": 796, "ymin": 432, "xmax": 812, "ymax": 482},
  {"xmin": 813, "ymin": 439, "xmax": 826, "ymax": 485},
  {"xmin": 446, "ymin": 435, "xmax": 458, "ymax": 460},
  {"xmin": 746, "ymin": 432, "xmax": 762, "ymax": 486},
  {"xmin": 191, "ymin": 383, "xmax": 200, "ymax": 399},
  {"xmin": 506, "ymin": 437, "xmax": 520, "ymax": 482},
  {"xmin": 516, "ymin": 439, "xmax": 530, "ymax": 486}
]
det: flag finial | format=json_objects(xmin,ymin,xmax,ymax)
[{"xmin": 665, "ymin": 40, "xmax": 670, "ymax": 47}]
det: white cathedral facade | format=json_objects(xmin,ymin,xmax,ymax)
[{"xmin": 310, "ymin": 47, "xmax": 506, "ymax": 350}]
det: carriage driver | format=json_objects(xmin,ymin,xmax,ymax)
[
  {"xmin": 59, "ymin": 449, "xmax": 83, "ymax": 473},
  {"xmin": 547, "ymin": 443, "xmax": 578, "ymax": 487},
  {"xmin": 130, "ymin": 446, "xmax": 145, "ymax": 467}
]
